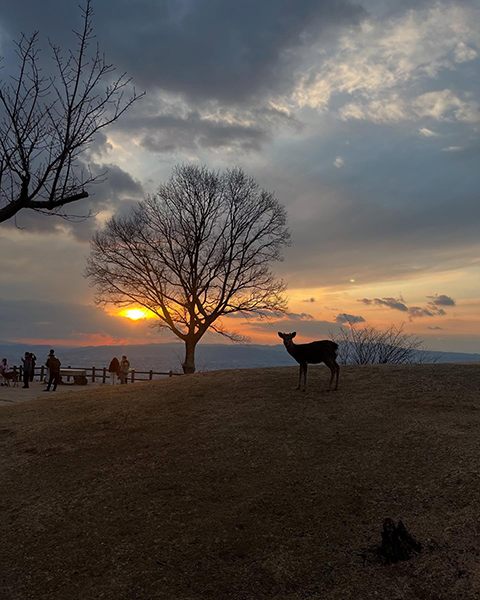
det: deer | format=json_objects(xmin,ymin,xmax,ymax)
[{"xmin": 278, "ymin": 332, "xmax": 340, "ymax": 392}]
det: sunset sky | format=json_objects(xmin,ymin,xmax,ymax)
[{"xmin": 1, "ymin": 0, "xmax": 479, "ymax": 352}]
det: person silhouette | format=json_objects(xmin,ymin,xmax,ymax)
[{"xmin": 44, "ymin": 350, "xmax": 61, "ymax": 392}]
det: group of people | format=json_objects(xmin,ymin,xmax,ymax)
[
  {"xmin": 0, "ymin": 349, "xmax": 62, "ymax": 391},
  {"xmin": 108, "ymin": 355, "xmax": 130, "ymax": 385},
  {"xmin": 1, "ymin": 351, "xmax": 131, "ymax": 389}
]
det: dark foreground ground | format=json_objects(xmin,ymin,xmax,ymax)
[{"xmin": 2, "ymin": 364, "xmax": 480, "ymax": 600}]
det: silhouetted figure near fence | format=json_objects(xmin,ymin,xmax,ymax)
[
  {"xmin": 0, "ymin": 358, "xmax": 9, "ymax": 386},
  {"xmin": 29, "ymin": 353, "xmax": 37, "ymax": 382},
  {"xmin": 44, "ymin": 351, "xmax": 61, "ymax": 392},
  {"xmin": 119, "ymin": 355, "xmax": 130, "ymax": 384},
  {"xmin": 44, "ymin": 349, "xmax": 55, "ymax": 383},
  {"xmin": 21, "ymin": 352, "xmax": 32, "ymax": 388},
  {"xmin": 108, "ymin": 357, "xmax": 120, "ymax": 385}
]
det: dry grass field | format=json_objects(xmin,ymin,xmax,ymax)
[{"xmin": 2, "ymin": 363, "xmax": 480, "ymax": 600}]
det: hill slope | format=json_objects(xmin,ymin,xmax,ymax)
[{"xmin": 2, "ymin": 364, "xmax": 480, "ymax": 600}]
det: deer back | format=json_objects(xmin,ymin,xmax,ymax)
[{"xmin": 288, "ymin": 340, "xmax": 338, "ymax": 365}]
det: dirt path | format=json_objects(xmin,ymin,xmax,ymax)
[{"xmin": 0, "ymin": 381, "xmax": 111, "ymax": 405}]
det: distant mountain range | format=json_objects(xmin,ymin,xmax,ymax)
[{"xmin": 1, "ymin": 341, "xmax": 479, "ymax": 372}]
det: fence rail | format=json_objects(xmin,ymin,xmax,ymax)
[{"xmin": 8, "ymin": 365, "xmax": 181, "ymax": 384}]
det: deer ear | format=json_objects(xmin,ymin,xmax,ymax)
[
  {"xmin": 278, "ymin": 332, "xmax": 283, "ymax": 338},
  {"xmin": 292, "ymin": 332, "xmax": 297, "ymax": 338}
]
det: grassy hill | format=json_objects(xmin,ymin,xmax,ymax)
[{"xmin": 2, "ymin": 364, "xmax": 480, "ymax": 600}]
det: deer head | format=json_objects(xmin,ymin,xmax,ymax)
[{"xmin": 278, "ymin": 332, "xmax": 297, "ymax": 342}]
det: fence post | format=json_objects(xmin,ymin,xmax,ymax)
[
  {"xmin": 169, "ymin": 370, "xmax": 173, "ymax": 377},
  {"xmin": 19, "ymin": 365, "xmax": 23, "ymax": 380},
  {"xmin": 131, "ymin": 369, "xmax": 135, "ymax": 383},
  {"xmin": 149, "ymin": 370, "xmax": 153, "ymax": 380},
  {"xmin": 40, "ymin": 365, "xmax": 44, "ymax": 382},
  {"xmin": 92, "ymin": 367, "xmax": 96, "ymax": 383},
  {"xmin": 102, "ymin": 367, "xmax": 107, "ymax": 384},
  {"xmin": 67, "ymin": 366, "xmax": 71, "ymax": 382}
]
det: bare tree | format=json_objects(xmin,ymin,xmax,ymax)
[
  {"xmin": 332, "ymin": 317, "xmax": 438, "ymax": 365},
  {"xmin": 86, "ymin": 165, "xmax": 291, "ymax": 373},
  {"xmin": 0, "ymin": 0, "xmax": 142, "ymax": 225}
]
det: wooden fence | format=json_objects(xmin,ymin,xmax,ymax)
[{"xmin": 12, "ymin": 365, "xmax": 181, "ymax": 384}]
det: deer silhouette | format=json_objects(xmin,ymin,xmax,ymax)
[{"xmin": 278, "ymin": 332, "xmax": 340, "ymax": 391}]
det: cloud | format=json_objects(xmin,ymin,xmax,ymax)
[
  {"xmin": 418, "ymin": 127, "xmax": 439, "ymax": 137},
  {"xmin": 428, "ymin": 294, "xmax": 456, "ymax": 306},
  {"xmin": 339, "ymin": 90, "xmax": 480, "ymax": 125},
  {"xmin": 442, "ymin": 146, "xmax": 463, "ymax": 152},
  {"xmin": 335, "ymin": 313, "xmax": 365, "ymax": 324},
  {"xmin": 286, "ymin": 312, "xmax": 315, "ymax": 321},
  {"xmin": 293, "ymin": 3, "xmax": 480, "ymax": 124},
  {"xmin": 428, "ymin": 326, "xmax": 444, "ymax": 330},
  {"xmin": 116, "ymin": 104, "xmax": 299, "ymax": 154},
  {"xmin": 413, "ymin": 90, "xmax": 480, "ymax": 123},
  {"xmin": 302, "ymin": 297, "xmax": 316, "ymax": 303},
  {"xmin": 358, "ymin": 297, "xmax": 409, "ymax": 312},
  {"xmin": 454, "ymin": 42, "xmax": 478, "ymax": 63},
  {"xmin": 334, "ymin": 156, "xmax": 345, "ymax": 168},
  {"xmin": 360, "ymin": 293, "xmax": 454, "ymax": 321},
  {"xmin": 408, "ymin": 306, "xmax": 435, "ymax": 319}
]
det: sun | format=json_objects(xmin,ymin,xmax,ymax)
[{"xmin": 124, "ymin": 309, "xmax": 146, "ymax": 320}]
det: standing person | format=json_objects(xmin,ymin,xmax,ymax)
[
  {"xmin": 108, "ymin": 357, "xmax": 120, "ymax": 385},
  {"xmin": 0, "ymin": 358, "xmax": 7, "ymax": 386},
  {"xmin": 44, "ymin": 350, "xmax": 62, "ymax": 392},
  {"xmin": 44, "ymin": 349, "xmax": 54, "ymax": 383},
  {"xmin": 21, "ymin": 352, "xmax": 32, "ymax": 388},
  {"xmin": 29, "ymin": 353, "xmax": 37, "ymax": 382},
  {"xmin": 119, "ymin": 355, "xmax": 130, "ymax": 384}
]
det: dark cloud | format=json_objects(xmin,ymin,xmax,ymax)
[
  {"xmin": 428, "ymin": 326, "xmax": 445, "ymax": 331},
  {"xmin": 111, "ymin": 102, "xmax": 301, "ymax": 154},
  {"xmin": 358, "ymin": 297, "xmax": 408, "ymax": 312},
  {"xmin": 359, "ymin": 294, "xmax": 452, "ymax": 321},
  {"xmin": 408, "ymin": 306, "xmax": 434, "ymax": 319},
  {"xmin": 408, "ymin": 305, "xmax": 446, "ymax": 320},
  {"xmin": 1, "ymin": 0, "xmax": 365, "ymax": 105},
  {"xmin": 302, "ymin": 297, "xmax": 316, "ymax": 303},
  {"xmin": 137, "ymin": 112, "xmax": 268, "ymax": 154},
  {"xmin": 286, "ymin": 312, "xmax": 315, "ymax": 321},
  {"xmin": 427, "ymin": 294, "xmax": 456, "ymax": 307},
  {"xmin": 335, "ymin": 313, "xmax": 365, "ymax": 324}
]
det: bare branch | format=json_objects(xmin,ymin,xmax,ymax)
[
  {"xmin": 331, "ymin": 317, "xmax": 434, "ymax": 365},
  {"xmin": 0, "ymin": 0, "xmax": 144, "ymax": 225}
]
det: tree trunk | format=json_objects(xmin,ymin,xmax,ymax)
[{"xmin": 182, "ymin": 338, "xmax": 197, "ymax": 374}]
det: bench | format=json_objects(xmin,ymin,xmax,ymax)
[{"xmin": 59, "ymin": 368, "xmax": 88, "ymax": 386}]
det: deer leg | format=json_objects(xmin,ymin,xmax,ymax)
[
  {"xmin": 334, "ymin": 361, "xmax": 340, "ymax": 391},
  {"xmin": 296, "ymin": 364, "xmax": 302, "ymax": 390},
  {"xmin": 302, "ymin": 363, "xmax": 308, "ymax": 392},
  {"xmin": 325, "ymin": 359, "xmax": 335, "ymax": 391}
]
